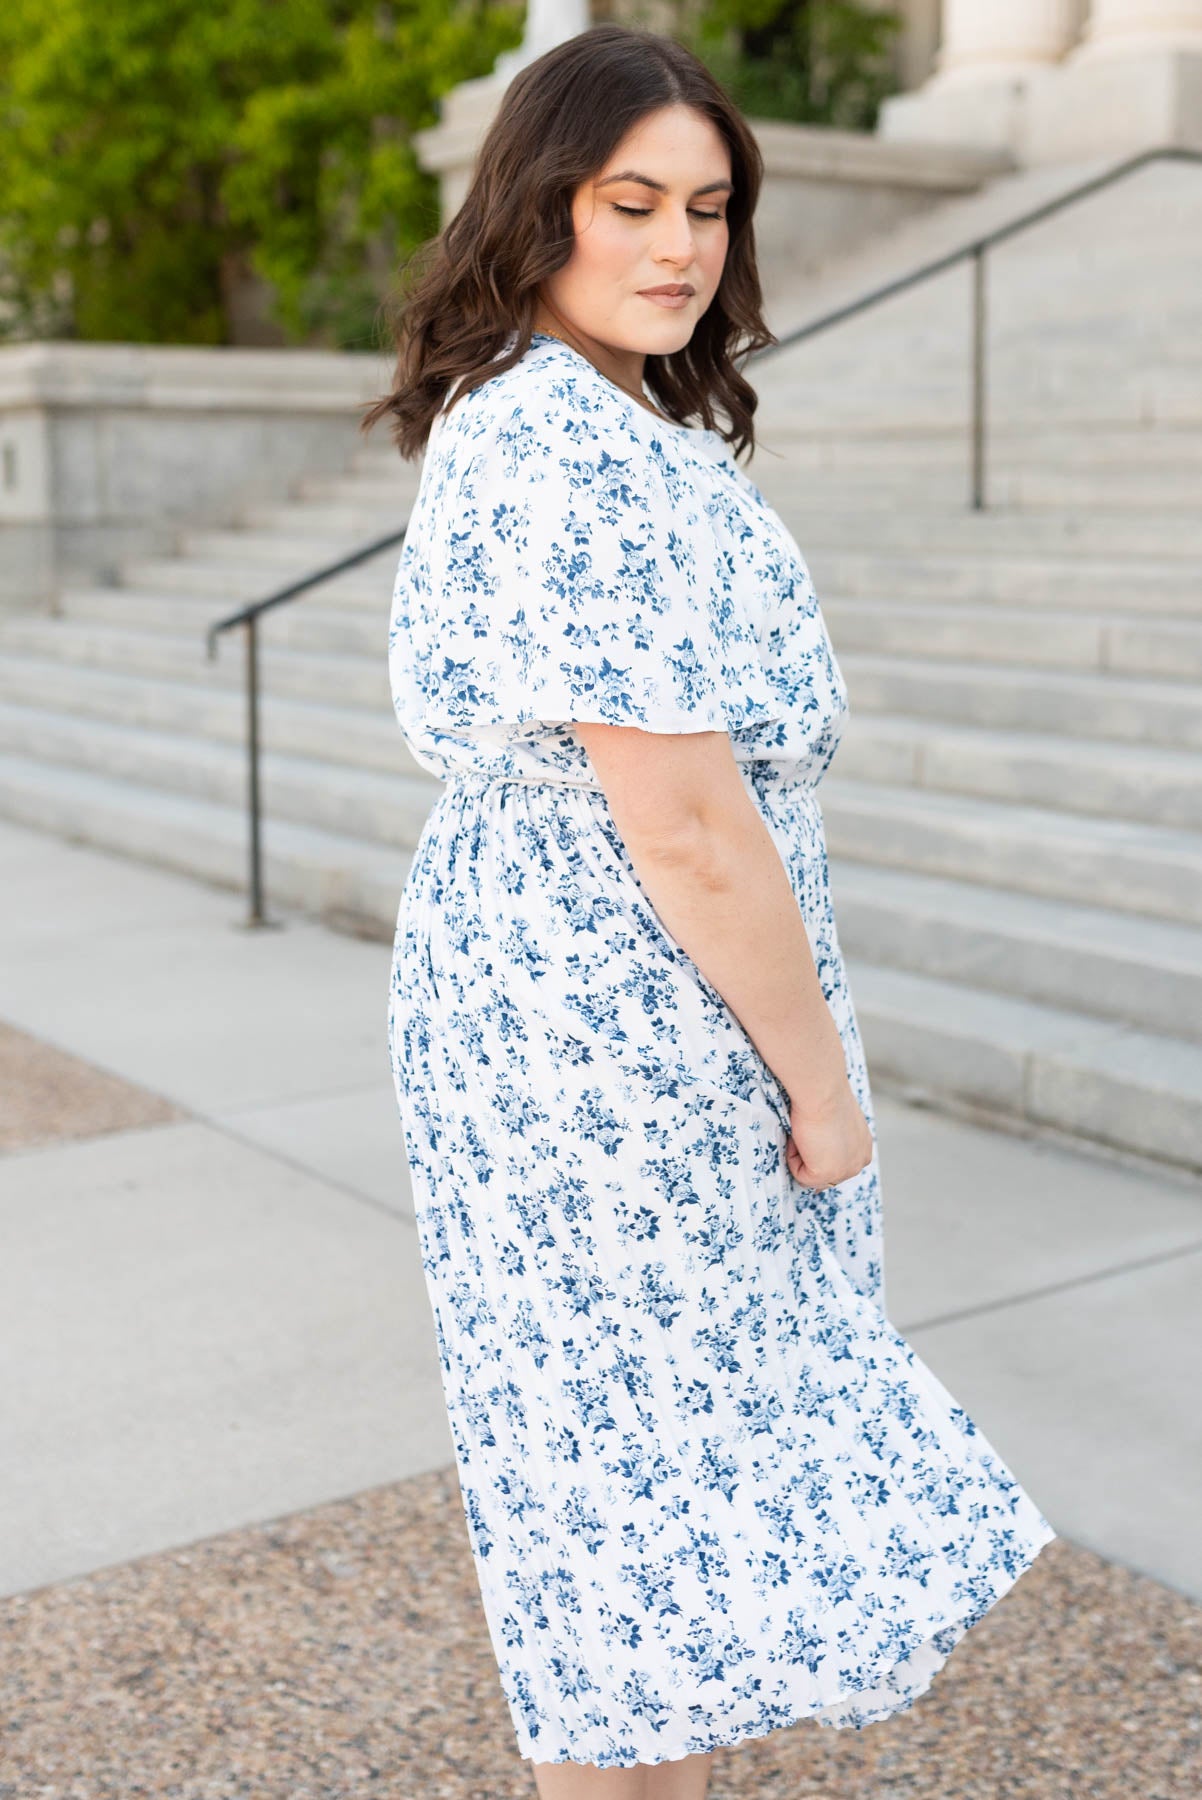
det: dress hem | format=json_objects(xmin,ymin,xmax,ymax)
[{"xmin": 515, "ymin": 1518, "xmax": 1058, "ymax": 1771}]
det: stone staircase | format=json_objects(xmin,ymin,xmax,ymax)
[{"xmin": 2, "ymin": 152, "xmax": 1200, "ymax": 1174}]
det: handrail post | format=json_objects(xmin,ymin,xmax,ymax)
[
  {"xmin": 971, "ymin": 242, "xmax": 987, "ymax": 512},
  {"xmin": 245, "ymin": 613, "xmax": 266, "ymax": 927}
]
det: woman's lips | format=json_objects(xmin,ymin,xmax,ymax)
[{"xmin": 638, "ymin": 290, "xmax": 694, "ymax": 309}]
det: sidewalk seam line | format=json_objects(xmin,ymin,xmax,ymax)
[{"xmin": 900, "ymin": 1235, "xmax": 1202, "ymax": 1335}]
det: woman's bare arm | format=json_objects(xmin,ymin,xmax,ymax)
[{"xmin": 574, "ymin": 721, "xmax": 873, "ymax": 1187}]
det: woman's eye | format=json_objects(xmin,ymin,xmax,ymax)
[{"xmin": 611, "ymin": 204, "xmax": 725, "ymax": 221}]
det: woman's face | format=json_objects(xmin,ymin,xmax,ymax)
[{"xmin": 539, "ymin": 104, "xmax": 732, "ymax": 358}]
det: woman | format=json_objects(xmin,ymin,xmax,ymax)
[{"xmin": 365, "ymin": 22, "xmax": 1055, "ymax": 1797}]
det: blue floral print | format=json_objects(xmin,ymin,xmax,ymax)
[{"xmin": 386, "ymin": 331, "xmax": 1056, "ymax": 1769}]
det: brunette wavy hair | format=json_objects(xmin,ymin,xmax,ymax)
[{"xmin": 359, "ymin": 22, "xmax": 777, "ymax": 463}]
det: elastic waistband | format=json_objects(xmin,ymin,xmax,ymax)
[
  {"xmin": 441, "ymin": 766, "xmax": 822, "ymax": 795},
  {"xmin": 442, "ymin": 771, "xmax": 598, "ymax": 791}
]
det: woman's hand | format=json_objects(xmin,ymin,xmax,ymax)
[{"xmin": 785, "ymin": 1080, "xmax": 873, "ymax": 1190}]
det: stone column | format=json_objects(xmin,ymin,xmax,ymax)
[
  {"xmin": 1028, "ymin": 0, "xmax": 1202, "ymax": 154},
  {"xmin": 934, "ymin": 0, "xmax": 1084, "ymax": 81},
  {"xmin": 878, "ymin": 0, "xmax": 1087, "ymax": 155},
  {"xmin": 1073, "ymin": 0, "xmax": 1202, "ymax": 56},
  {"xmin": 888, "ymin": 0, "xmax": 942, "ymax": 93}
]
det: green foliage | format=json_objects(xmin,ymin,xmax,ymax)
[
  {"xmin": 0, "ymin": 0, "xmax": 524, "ymax": 346},
  {"xmin": 682, "ymin": 0, "xmax": 902, "ymax": 131}
]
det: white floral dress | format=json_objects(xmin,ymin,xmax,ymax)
[{"xmin": 386, "ymin": 330, "xmax": 1056, "ymax": 1770}]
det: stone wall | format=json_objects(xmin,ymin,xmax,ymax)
[{"xmin": 0, "ymin": 343, "xmax": 396, "ymax": 610}]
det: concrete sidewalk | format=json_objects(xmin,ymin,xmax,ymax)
[{"xmin": 2, "ymin": 815, "xmax": 1200, "ymax": 1605}]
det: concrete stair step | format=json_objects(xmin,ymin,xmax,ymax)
[
  {"xmin": 763, "ymin": 446, "xmax": 1202, "ymax": 491},
  {"xmin": 822, "ymin": 598, "xmax": 1202, "ymax": 682},
  {"xmin": 808, "ymin": 545, "xmax": 1202, "ymax": 611},
  {"xmin": 118, "ymin": 559, "xmax": 283, "ymax": 599},
  {"xmin": 821, "ymin": 776, "xmax": 1202, "ymax": 927},
  {"xmin": 803, "ymin": 374, "xmax": 1202, "ymax": 418},
  {"xmin": 0, "ymin": 616, "xmax": 390, "ymax": 711},
  {"xmin": 845, "ymin": 957, "xmax": 1202, "ymax": 1174},
  {"xmin": 758, "ymin": 338, "xmax": 1202, "ymax": 421},
  {"xmin": 119, "ymin": 549, "xmax": 401, "ymax": 600},
  {"xmin": 0, "ymin": 751, "xmax": 412, "ymax": 938},
  {"xmin": 920, "ymin": 317, "xmax": 1202, "ymax": 356},
  {"xmin": 60, "ymin": 588, "xmax": 386, "ymax": 656},
  {"xmin": 839, "ymin": 651, "xmax": 1202, "ymax": 749},
  {"xmin": 769, "ymin": 350, "xmax": 1202, "ymax": 385},
  {"xmin": 830, "ymin": 859, "xmax": 1202, "ymax": 1045},
  {"xmin": 883, "ymin": 469, "xmax": 1201, "ymax": 511},
  {"xmin": 0, "ymin": 652, "xmax": 411, "ymax": 775},
  {"xmin": 780, "ymin": 356, "xmax": 1202, "ymax": 388},
  {"xmin": 174, "ymin": 527, "xmax": 385, "ymax": 565},
  {"xmin": 839, "ymin": 714, "xmax": 1202, "ymax": 833},
  {"xmin": 773, "ymin": 500, "xmax": 1202, "ymax": 559},
  {"xmin": 240, "ymin": 498, "xmax": 416, "ymax": 536},
  {"xmin": 744, "ymin": 384, "xmax": 1202, "ymax": 433},
  {"xmin": 0, "ymin": 700, "xmax": 432, "ymax": 847},
  {"xmin": 773, "ymin": 337, "xmax": 1202, "ymax": 373}
]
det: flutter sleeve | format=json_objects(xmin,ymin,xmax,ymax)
[{"xmin": 412, "ymin": 377, "xmax": 783, "ymax": 738}]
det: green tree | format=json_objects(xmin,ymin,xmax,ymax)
[
  {"xmin": 681, "ymin": 0, "xmax": 902, "ymax": 130},
  {"xmin": 0, "ymin": 0, "xmax": 523, "ymax": 346}
]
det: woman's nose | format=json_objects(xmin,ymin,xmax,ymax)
[{"xmin": 653, "ymin": 213, "xmax": 698, "ymax": 265}]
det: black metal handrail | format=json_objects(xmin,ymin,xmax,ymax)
[
  {"xmin": 208, "ymin": 144, "xmax": 1201, "ymax": 926},
  {"xmin": 205, "ymin": 527, "xmax": 409, "ymax": 925}
]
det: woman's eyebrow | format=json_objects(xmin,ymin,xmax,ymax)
[{"xmin": 596, "ymin": 170, "xmax": 733, "ymax": 197}]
